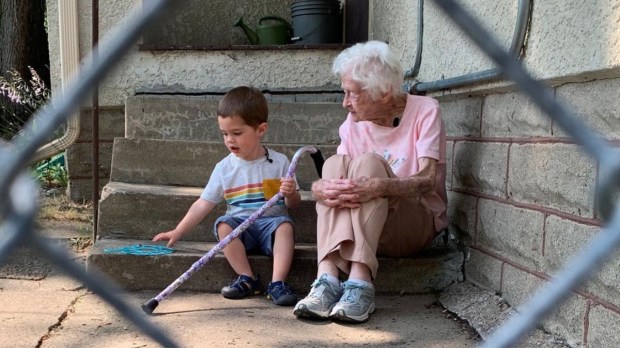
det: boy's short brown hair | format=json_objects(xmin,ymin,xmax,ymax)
[{"xmin": 217, "ymin": 86, "xmax": 268, "ymax": 128}]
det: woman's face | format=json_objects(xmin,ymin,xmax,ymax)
[
  {"xmin": 218, "ymin": 115, "xmax": 266, "ymax": 161},
  {"xmin": 341, "ymin": 74, "xmax": 385, "ymax": 124}
]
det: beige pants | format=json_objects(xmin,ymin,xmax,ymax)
[{"xmin": 316, "ymin": 153, "xmax": 437, "ymax": 279}]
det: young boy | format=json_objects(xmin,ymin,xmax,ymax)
[{"xmin": 152, "ymin": 86, "xmax": 301, "ymax": 306}]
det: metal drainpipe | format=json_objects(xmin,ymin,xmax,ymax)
[
  {"xmin": 408, "ymin": 0, "xmax": 531, "ymax": 94},
  {"xmin": 92, "ymin": 0, "xmax": 100, "ymax": 240},
  {"xmin": 30, "ymin": 1, "xmax": 81, "ymax": 164},
  {"xmin": 404, "ymin": 0, "xmax": 424, "ymax": 78}
]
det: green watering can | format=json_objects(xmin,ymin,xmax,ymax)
[{"xmin": 234, "ymin": 16, "xmax": 293, "ymax": 45}]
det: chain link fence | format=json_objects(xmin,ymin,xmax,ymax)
[{"xmin": 1, "ymin": 0, "xmax": 618, "ymax": 347}]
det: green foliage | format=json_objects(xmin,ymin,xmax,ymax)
[
  {"xmin": 33, "ymin": 156, "xmax": 68, "ymax": 189},
  {"xmin": 0, "ymin": 66, "xmax": 51, "ymax": 140}
]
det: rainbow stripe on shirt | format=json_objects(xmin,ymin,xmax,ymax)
[{"xmin": 224, "ymin": 182, "xmax": 284, "ymax": 209}]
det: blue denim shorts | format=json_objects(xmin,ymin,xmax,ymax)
[{"xmin": 213, "ymin": 215, "xmax": 294, "ymax": 256}]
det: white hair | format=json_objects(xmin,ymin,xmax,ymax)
[{"xmin": 332, "ymin": 41, "xmax": 404, "ymax": 100}]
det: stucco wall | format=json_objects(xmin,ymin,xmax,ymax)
[
  {"xmin": 47, "ymin": 0, "xmax": 342, "ymax": 107},
  {"xmin": 371, "ymin": 0, "xmax": 620, "ymax": 94},
  {"xmin": 47, "ymin": 0, "xmax": 620, "ymax": 104}
]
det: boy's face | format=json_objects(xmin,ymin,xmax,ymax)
[{"xmin": 218, "ymin": 115, "xmax": 267, "ymax": 161}]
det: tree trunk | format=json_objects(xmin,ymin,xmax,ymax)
[
  {"xmin": 0, "ymin": 0, "xmax": 50, "ymax": 85},
  {"xmin": 0, "ymin": 0, "xmax": 50, "ymax": 139}
]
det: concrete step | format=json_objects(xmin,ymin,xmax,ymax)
[
  {"xmin": 87, "ymin": 238, "xmax": 465, "ymax": 294},
  {"xmin": 125, "ymin": 95, "xmax": 345, "ymax": 144},
  {"xmin": 97, "ymin": 182, "xmax": 319, "ymax": 243},
  {"xmin": 109, "ymin": 137, "xmax": 336, "ymax": 189}
]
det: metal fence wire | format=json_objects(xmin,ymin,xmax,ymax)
[
  {"xmin": 0, "ymin": 0, "xmax": 619, "ymax": 347},
  {"xmin": 0, "ymin": 1, "xmax": 179, "ymax": 346},
  {"xmin": 432, "ymin": 1, "xmax": 620, "ymax": 347}
]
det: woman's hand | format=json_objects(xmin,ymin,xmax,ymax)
[
  {"xmin": 312, "ymin": 178, "xmax": 352, "ymax": 208},
  {"xmin": 312, "ymin": 177, "xmax": 382, "ymax": 208},
  {"xmin": 337, "ymin": 176, "xmax": 383, "ymax": 204}
]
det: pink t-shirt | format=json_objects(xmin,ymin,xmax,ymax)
[{"xmin": 337, "ymin": 94, "xmax": 448, "ymax": 231}]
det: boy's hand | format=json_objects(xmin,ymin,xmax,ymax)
[
  {"xmin": 279, "ymin": 177, "xmax": 297, "ymax": 198},
  {"xmin": 153, "ymin": 230, "xmax": 182, "ymax": 248}
]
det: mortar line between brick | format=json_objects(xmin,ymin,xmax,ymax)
[
  {"xmin": 76, "ymin": 139, "xmax": 114, "ymax": 144},
  {"xmin": 583, "ymin": 299, "xmax": 591, "ymax": 346},
  {"xmin": 479, "ymin": 96, "xmax": 484, "ymax": 138},
  {"xmin": 70, "ymin": 175, "xmax": 110, "ymax": 180},
  {"xmin": 449, "ymin": 187, "xmax": 603, "ymax": 227},
  {"xmin": 472, "ymin": 244, "xmax": 550, "ymax": 280},
  {"xmin": 593, "ymin": 161, "xmax": 600, "ymax": 221},
  {"xmin": 541, "ymin": 214, "xmax": 548, "ymax": 257},
  {"xmin": 471, "ymin": 245, "xmax": 620, "ymax": 315},
  {"xmin": 473, "ymin": 196, "xmax": 479, "ymax": 247},
  {"xmin": 505, "ymin": 143, "xmax": 511, "ymax": 198},
  {"xmin": 499, "ymin": 261, "xmax": 505, "ymax": 294},
  {"xmin": 550, "ymin": 87, "xmax": 557, "ymax": 136},
  {"xmin": 446, "ymin": 136, "xmax": 576, "ymax": 144},
  {"xmin": 450, "ymin": 141, "xmax": 456, "ymax": 190},
  {"xmin": 584, "ymin": 295, "xmax": 620, "ymax": 329}
]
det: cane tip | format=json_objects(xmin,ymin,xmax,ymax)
[{"xmin": 142, "ymin": 299, "xmax": 159, "ymax": 315}]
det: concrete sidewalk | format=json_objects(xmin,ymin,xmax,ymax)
[
  {"xmin": 1, "ymin": 218, "xmax": 577, "ymax": 348},
  {"xmin": 1, "ymin": 270, "xmax": 480, "ymax": 348},
  {"xmin": 0, "ymin": 222, "xmax": 480, "ymax": 348}
]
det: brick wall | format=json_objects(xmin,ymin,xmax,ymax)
[{"xmin": 442, "ymin": 77, "xmax": 620, "ymax": 347}]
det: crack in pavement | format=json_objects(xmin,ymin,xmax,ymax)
[{"xmin": 36, "ymin": 292, "xmax": 88, "ymax": 348}]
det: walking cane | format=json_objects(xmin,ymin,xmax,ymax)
[{"xmin": 142, "ymin": 145, "xmax": 324, "ymax": 314}]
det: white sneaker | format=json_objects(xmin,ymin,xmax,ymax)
[
  {"xmin": 329, "ymin": 281, "xmax": 375, "ymax": 323},
  {"xmin": 293, "ymin": 274, "xmax": 343, "ymax": 319}
]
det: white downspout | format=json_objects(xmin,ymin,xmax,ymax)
[{"xmin": 31, "ymin": 0, "xmax": 81, "ymax": 164}]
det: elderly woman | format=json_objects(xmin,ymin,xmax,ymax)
[{"xmin": 293, "ymin": 41, "xmax": 448, "ymax": 323}]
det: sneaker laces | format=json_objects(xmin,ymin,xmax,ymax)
[
  {"xmin": 308, "ymin": 278, "xmax": 334, "ymax": 298},
  {"xmin": 270, "ymin": 282, "xmax": 293, "ymax": 297},
  {"xmin": 341, "ymin": 283, "xmax": 364, "ymax": 303},
  {"xmin": 311, "ymin": 278, "xmax": 323, "ymax": 288}
]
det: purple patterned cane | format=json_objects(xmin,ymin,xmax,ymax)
[{"xmin": 142, "ymin": 145, "xmax": 322, "ymax": 314}]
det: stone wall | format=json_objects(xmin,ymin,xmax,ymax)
[
  {"xmin": 442, "ymin": 77, "xmax": 619, "ymax": 347},
  {"xmin": 65, "ymin": 108, "xmax": 124, "ymax": 202}
]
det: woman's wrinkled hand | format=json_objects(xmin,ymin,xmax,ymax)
[
  {"xmin": 312, "ymin": 178, "xmax": 354, "ymax": 208},
  {"xmin": 312, "ymin": 177, "xmax": 381, "ymax": 208},
  {"xmin": 335, "ymin": 176, "xmax": 382, "ymax": 205}
]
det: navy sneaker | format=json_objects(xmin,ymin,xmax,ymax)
[
  {"xmin": 221, "ymin": 275, "xmax": 262, "ymax": 299},
  {"xmin": 267, "ymin": 281, "xmax": 298, "ymax": 306}
]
